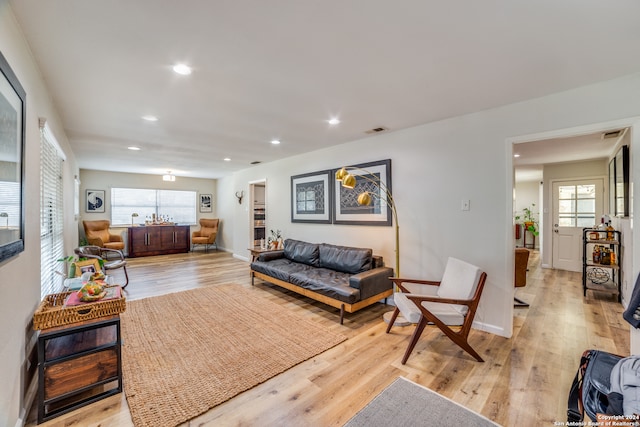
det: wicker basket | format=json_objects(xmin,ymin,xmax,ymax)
[{"xmin": 33, "ymin": 288, "xmax": 126, "ymax": 330}]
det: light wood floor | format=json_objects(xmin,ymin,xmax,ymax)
[{"xmin": 27, "ymin": 249, "xmax": 629, "ymax": 426}]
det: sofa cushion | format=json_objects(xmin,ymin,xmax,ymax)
[
  {"xmin": 289, "ymin": 268, "xmax": 360, "ymax": 304},
  {"xmin": 251, "ymin": 258, "xmax": 313, "ymax": 282},
  {"xmin": 318, "ymin": 243, "xmax": 372, "ymax": 274},
  {"xmin": 283, "ymin": 239, "xmax": 320, "ymax": 266}
]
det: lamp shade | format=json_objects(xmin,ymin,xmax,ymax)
[
  {"xmin": 342, "ymin": 174, "xmax": 356, "ymax": 189},
  {"xmin": 335, "ymin": 168, "xmax": 348, "ymax": 181},
  {"xmin": 357, "ymin": 192, "xmax": 372, "ymax": 206}
]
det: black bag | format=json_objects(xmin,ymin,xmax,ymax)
[{"xmin": 568, "ymin": 349, "xmax": 623, "ymax": 422}]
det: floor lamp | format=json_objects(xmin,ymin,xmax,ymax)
[{"xmin": 335, "ymin": 167, "xmax": 410, "ymax": 326}]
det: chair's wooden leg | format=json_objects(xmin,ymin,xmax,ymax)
[
  {"xmin": 340, "ymin": 304, "xmax": 345, "ymax": 325},
  {"xmin": 401, "ymin": 317, "xmax": 428, "ymax": 364},
  {"xmin": 385, "ymin": 308, "xmax": 400, "ymax": 333}
]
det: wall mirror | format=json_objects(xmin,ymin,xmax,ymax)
[{"xmin": 0, "ymin": 51, "xmax": 26, "ymax": 263}]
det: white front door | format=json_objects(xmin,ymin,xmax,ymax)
[{"xmin": 552, "ymin": 179, "xmax": 604, "ymax": 272}]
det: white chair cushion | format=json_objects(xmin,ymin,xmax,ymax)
[
  {"xmin": 395, "ymin": 293, "xmax": 466, "ymax": 326},
  {"xmin": 437, "ymin": 257, "xmax": 482, "ymax": 301}
]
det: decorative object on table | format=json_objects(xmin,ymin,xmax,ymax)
[
  {"xmin": 334, "ymin": 159, "xmax": 392, "ymax": 227},
  {"xmin": 344, "ymin": 377, "xmax": 499, "ymax": 427},
  {"xmin": 130, "ymin": 212, "xmax": 139, "ymax": 226},
  {"xmin": 0, "ymin": 51, "xmax": 26, "ymax": 263},
  {"xmin": 120, "ymin": 284, "xmax": 346, "ymax": 427},
  {"xmin": 199, "ymin": 193, "xmax": 212, "ymax": 212},
  {"xmin": 291, "ymin": 170, "xmax": 333, "ymax": 223},
  {"xmin": 75, "ymin": 245, "xmax": 130, "ymax": 288},
  {"xmin": 73, "ymin": 258, "xmax": 103, "ymax": 277},
  {"xmin": 86, "ymin": 189, "xmax": 105, "ymax": 212},
  {"xmin": 268, "ymin": 229, "xmax": 283, "ymax": 249},
  {"xmin": 32, "ymin": 287, "xmax": 126, "ymax": 330},
  {"xmin": 235, "ymin": 190, "xmax": 244, "ymax": 204}
]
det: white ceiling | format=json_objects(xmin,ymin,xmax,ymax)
[{"xmin": 8, "ymin": 1, "xmax": 640, "ymax": 179}]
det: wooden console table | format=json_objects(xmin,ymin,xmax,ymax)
[
  {"xmin": 37, "ymin": 315, "xmax": 122, "ymax": 423},
  {"xmin": 128, "ymin": 225, "xmax": 190, "ymax": 257}
]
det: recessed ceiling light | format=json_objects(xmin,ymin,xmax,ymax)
[
  {"xmin": 223, "ymin": 158, "xmax": 231, "ymax": 162},
  {"xmin": 142, "ymin": 115, "xmax": 158, "ymax": 122},
  {"xmin": 271, "ymin": 139, "xmax": 281, "ymax": 145},
  {"xmin": 514, "ymin": 154, "xmax": 521, "ymax": 158},
  {"xmin": 128, "ymin": 146, "xmax": 141, "ymax": 151},
  {"xmin": 173, "ymin": 64, "xmax": 192, "ymax": 75},
  {"xmin": 328, "ymin": 118, "xmax": 340, "ymax": 125}
]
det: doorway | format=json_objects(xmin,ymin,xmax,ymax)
[
  {"xmin": 551, "ymin": 179, "xmax": 604, "ymax": 272},
  {"xmin": 249, "ymin": 181, "xmax": 266, "ymax": 248}
]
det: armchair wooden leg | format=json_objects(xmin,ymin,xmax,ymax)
[
  {"xmin": 385, "ymin": 308, "xmax": 400, "ymax": 333},
  {"xmin": 401, "ymin": 317, "xmax": 428, "ymax": 364}
]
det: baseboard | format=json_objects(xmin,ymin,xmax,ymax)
[{"xmin": 233, "ymin": 253, "xmax": 250, "ymax": 262}]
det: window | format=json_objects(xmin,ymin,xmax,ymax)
[
  {"xmin": 40, "ymin": 122, "xmax": 65, "ymax": 298},
  {"xmin": 558, "ymin": 184, "xmax": 596, "ymax": 227},
  {"xmin": 111, "ymin": 188, "xmax": 197, "ymax": 226}
]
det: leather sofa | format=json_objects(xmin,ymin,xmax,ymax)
[{"xmin": 251, "ymin": 239, "xmax": 394, "ymax": 324}]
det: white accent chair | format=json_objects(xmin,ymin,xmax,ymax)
[{"xmin": 386, "ymin": 257, "xmax": 487, "ymax": 363}]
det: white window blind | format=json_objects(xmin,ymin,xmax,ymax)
[
  {"xmin": 111, "ymin": 188, "xmax": 197, "ymax": 226},
  {"xmin": 40, "ymin": 121, "xmax": 65, "ymax": 298}
]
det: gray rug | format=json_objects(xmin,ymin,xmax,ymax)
[{"xmin": 344, "ymin": 377, "xmax": 501, "ymax": 427}]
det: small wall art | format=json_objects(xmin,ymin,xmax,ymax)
[{"xmin": 86, "ymin": 189, "xmax": 105, "ymax": 213}]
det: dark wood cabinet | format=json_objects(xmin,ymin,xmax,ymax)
[
  {"xmin": 127, "ymin": 225, "xmax": 190, "ymax": 257},
  {"xmin": 37, "ymin": 316, "xmax": 122, "ymax": 423}
]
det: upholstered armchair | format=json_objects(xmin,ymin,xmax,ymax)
[
  {"xmin": 82, "ymin": 220, "xmax": 125, "ymax": 251},
  {"xmin": 192, "ymin": 218, "xmax": 219, "ymax": 252},
  {"xmin": 386, "ymin": 257, "xmax": 487, "ymax": 363}
]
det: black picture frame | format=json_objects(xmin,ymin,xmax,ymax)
[
  {"xmin": 333, "ymin": 159, "xmax": 392, "ymax": 226},
  {"xmin": 609, "ymin": 157, "xmax": 616, "ymax": 216},
  {"xmin": 614, "ymin": 145, "xmax": 629, "ymax": 217},
  {"xmin": 86, "ymin": 189, "xmax": 105, "ymax": 213},
  {"xmin": 199, "ymin": 194, "xmax": 212, "ymax": 213},
  {"xmin": 0, "ymin": 51, "xmax": 26, "ymax": 263},
  {"xmin": 291, "ymin": 170, "xmax": 333, "ymax": 223}
]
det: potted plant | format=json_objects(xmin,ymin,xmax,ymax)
[{"xmin": 520, "ymin": 203, "xmax": 539, "ymax": 236}]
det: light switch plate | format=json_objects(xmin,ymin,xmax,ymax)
[{"xmin": 462, "ymin": 199, "xmax": 470, "ymax": 211}]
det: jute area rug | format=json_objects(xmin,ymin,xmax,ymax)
[
  {"xmin": 120, "ymin": 284, "xmax": 347, "ymax": 427},
  {"xmin": 344, "ymin": 377, "xmax": 501, "ymax": 427}
]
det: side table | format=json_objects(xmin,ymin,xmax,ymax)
[
  {"xmin": 37, "ymin": 315, "xmax": 122, "ymax": 423},
  {"xmin": 248, "ymin": 246, "xmax": 281, "ymax": 262}
]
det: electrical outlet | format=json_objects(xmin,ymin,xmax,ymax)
[{"xmin": 462, "ymin": 199, "xmax": 470, "ymax": 211}]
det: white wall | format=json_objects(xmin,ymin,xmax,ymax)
[
  {"xmin": 219, "ymin": 73, "xmax": 640, "ymax": 344},
  {"xmin": 0, "ymin": 3, "xmax": 79, "ymax": 425},
  {"xmin": 79, "ymin": 169, "xmax": 220, "ymax": 250}
]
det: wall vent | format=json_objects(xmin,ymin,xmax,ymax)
[
  {"xmin": 602, "ymin": 130, "xmax": 622, "ymax": 139},
  {"xmin": 250, "ymin": 161, "xmax": 262, "ymax": 165},
  {"xmin": 364, "ymin": 126, "xmax": 388, "ymax": 134}
]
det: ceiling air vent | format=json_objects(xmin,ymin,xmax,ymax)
[
  {"xmin": 364, "ymin": 126, "xmax": 388, "ymax": 134},
  {"xmin": 602, "ymin": 130, "xmax": 623, "ymax": 139},
  {"xmin": 250, "ymin": 161, "xmax": 262, "ymax": 165}
]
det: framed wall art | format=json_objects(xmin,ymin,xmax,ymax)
[
  {"xmin": 199, "ymin": 194, "xmax": 212, "ymax": 213},
  {"xmin": 614, "ymin": 145, "xmax": 629, "ymax": 217},
  {"xmin": 333, "ymin": 159, "xmax": 392, "ymax": 226},
  {"xmin": 86, "ymin": 189, "xmax": 105, "ymax": 213},
  {"xmin": 291, "ymin": 170, "xmax": 333, "ymax": 223},
  {"xmin": 0, "ymin": 51, "xmax": 26, "ymax": 263}
]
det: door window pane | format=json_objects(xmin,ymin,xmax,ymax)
[{"xmin": 557, "ymin": 184, "xmax": 596, "ymax": 228}]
